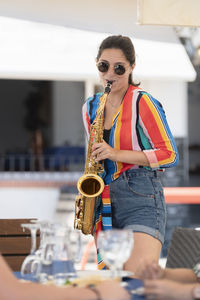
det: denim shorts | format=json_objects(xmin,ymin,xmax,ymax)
[{"xmin": 107, "ymin": 168, "xmax": 166, "ymax": 244}]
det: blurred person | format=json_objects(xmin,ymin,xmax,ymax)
[
  {"xmin": 0, "ymin": 255, "xmax": 130, "ymax": 300},
  {"xmin": 82, "ymin": 35, "xmax": 179, "ymax": 272}
]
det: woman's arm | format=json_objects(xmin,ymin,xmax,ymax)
[
  {"xmin": 163, "ymin": 268, "xmax": 197, "ymax": 283},
  {"xmin": 92, "ymin": 93, "xmax": 179, "ymax": 167},
  {"xmin": 136, "ymin": 260, "xmax": 197, "ymax": 284},
  {"xmin": 137, "ymin": 93, "xmax": 179, "ymax": 169},
  {"xmin": 0, "ymin": 256, "xmax": 94, "ymax": 300},
  {"xmin": 92, "ymin": 141, "xmax": 150, "ymax": 166},
  {"xmin": 14, "ymin": 280, "xmax": 130, "ymax": 300},
  {"xmin": 0, "ymin": 256, "xmax": 129, "ymax": 300},
  {"xmin": 144, "ymin": 279, "xmax": 196, "ymax": 300}
]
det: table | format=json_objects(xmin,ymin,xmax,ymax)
[
  {"xmin": 124, "ymin": 277, "xmax": 145, "ymax": 300},
  {"xmin": 14, "ymin": 272, "xmax": 146, "ymax": 300}
]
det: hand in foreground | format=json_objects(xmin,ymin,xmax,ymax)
[
  {"xmin": 96, "ymin": 280, "xmax": 130, "ymax": 300},
  {"xmin": 144, "ymin": 279, "xmax": 193, "ymax": 300},
  {"xmin": 135, "ymin": 260, "xmax": 165, "ymax": 280},
  {"xmin": 92, "ymin": 140, "xmax": 118, "ymax": 162}
]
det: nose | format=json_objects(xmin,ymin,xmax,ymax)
[{"xmin": 106, "ymin": 65, "xmax": 115, "ymax": 78}]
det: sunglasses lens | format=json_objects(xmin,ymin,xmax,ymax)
[
  {"xmin": 97, "ymin": 62, "xmax": 109, "ymax": 73},
  {"xmin": 97, "ymin": 62, "xmax": 126, "ymax": 75},
  {"xmin": 115, "ymin": 64, "xmax": 126, "ymax": 75}
]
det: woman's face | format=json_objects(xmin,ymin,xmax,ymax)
[{"xmin": 97, "ymin": 48, "xmax": 134, "ymax": 93}]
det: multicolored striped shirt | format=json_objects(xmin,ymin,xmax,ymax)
[{"xmin": 82, "ymin": 85, "xmax": 179, "ymax": 185}]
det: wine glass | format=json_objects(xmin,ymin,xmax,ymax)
[
  {"xmin": 20, "ymin": 223, "xmax": 41, "ymax": 278},
  {"xmin": 97, "ymin": 229, "xmax": 134, "ymax": 278}
]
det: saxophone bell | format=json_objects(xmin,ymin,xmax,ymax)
[{"xmin": 77, "ymin": 173, "xmax": 105, "ymax": 198}]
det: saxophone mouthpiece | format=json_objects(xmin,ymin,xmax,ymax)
[{"xmin": 105, "ymin": 81, "xmax": 113, "ymax": 93}]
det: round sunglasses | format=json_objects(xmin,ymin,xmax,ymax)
[{"xmin": 97, "ymin": 61, "xmax": 128, "ymax": 75}]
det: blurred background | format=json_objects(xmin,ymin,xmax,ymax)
[{"xmin": 0, "ymin": 0, "xmax": 200, "ymax": 264}]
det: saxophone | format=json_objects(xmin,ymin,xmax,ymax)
[{"xmin": 74, "ymin": 81, "xmax": 112, "ymax": 235}]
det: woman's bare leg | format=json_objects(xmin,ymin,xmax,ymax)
[{"xmin": 124, "ymin": 232, "xmax": 162, "ymax": 277}]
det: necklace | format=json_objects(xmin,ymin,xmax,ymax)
[
  {"xmin": 107, "ymin": 86, "xmax": 129, "ymax": 109},
  {"xmin": 108, "ymin": 100, "xmax": 120, "ymax": 108}
]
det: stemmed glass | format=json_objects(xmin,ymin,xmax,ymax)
[
  {"xmin": 97, "ymin": 229, "xmax": 134, "ymax": 279},
  {"xmin": 20, "ymin": 223, "xmax": 41, "ymax": 277}
]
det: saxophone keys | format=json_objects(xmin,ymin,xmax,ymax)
[
  {"xmin": 77, "ymin": 209, "xmax": 83, "ymax": 218},
  {"xmin": 75, "ymin": 195, "xmax": 82, "ymax": 207},
  {"xmin": 79, "ymin": 212, "xmax": 83, "ymax": 218},
  {"xmin": 77, "ymin": 223, "xmax": 82, "ymax": 230},
  {"xmin": 75, "ymin": 195, "xmax": 81, "ymax": 202}
]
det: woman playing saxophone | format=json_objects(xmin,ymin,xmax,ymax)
[{"xmin": 81, "ymin": 35, "xmax": 179, "ymax": 274}]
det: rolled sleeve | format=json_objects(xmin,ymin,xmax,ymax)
[{"xmin": 143, "ymin": 149, "xmax": 160, "ymax": 168}]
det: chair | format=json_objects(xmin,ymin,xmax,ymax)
[
  {"xmin": 0, "ymin": 219, "xmax": 40, "ymax": 271},
  {"xmin": 166, "ymin": 227, "xmax": 200, "ymax": 269}
]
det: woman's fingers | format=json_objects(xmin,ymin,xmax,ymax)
[
  {"xmin": 92, "ymin": 141, "xmax": 112, "ymax": 160},
  {"xmin": 92, "ymin": 142, "xmax": 104, "ymax": 157}
]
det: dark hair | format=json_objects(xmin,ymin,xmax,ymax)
[{"xmin": 96, "ymin": 35, "xmax": 140, "ymax": 86}]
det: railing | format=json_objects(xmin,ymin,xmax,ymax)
[{"xmin": 0, "ymin": 152, "xmax": 85, "ymax": 172}]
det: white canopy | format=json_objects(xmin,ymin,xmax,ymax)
[
  {"xmin": 138, "ymin": 0, "xmax": 200, "ymax": 27},
  {"xmin": 0, "ymin": 17, "xmax": 196, "ymax": 82}
]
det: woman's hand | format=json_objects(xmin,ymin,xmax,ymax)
[
  {"xmin": 92, "ymin": 140, "xmax": 118, "ymax": 162},
  {"xmin": 135, "ymin": 260, "xmax": 165, "ymax": 280},
  {"xmin": 144, "ymin": 279, "xmax": 193, "ymax": 300}
]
